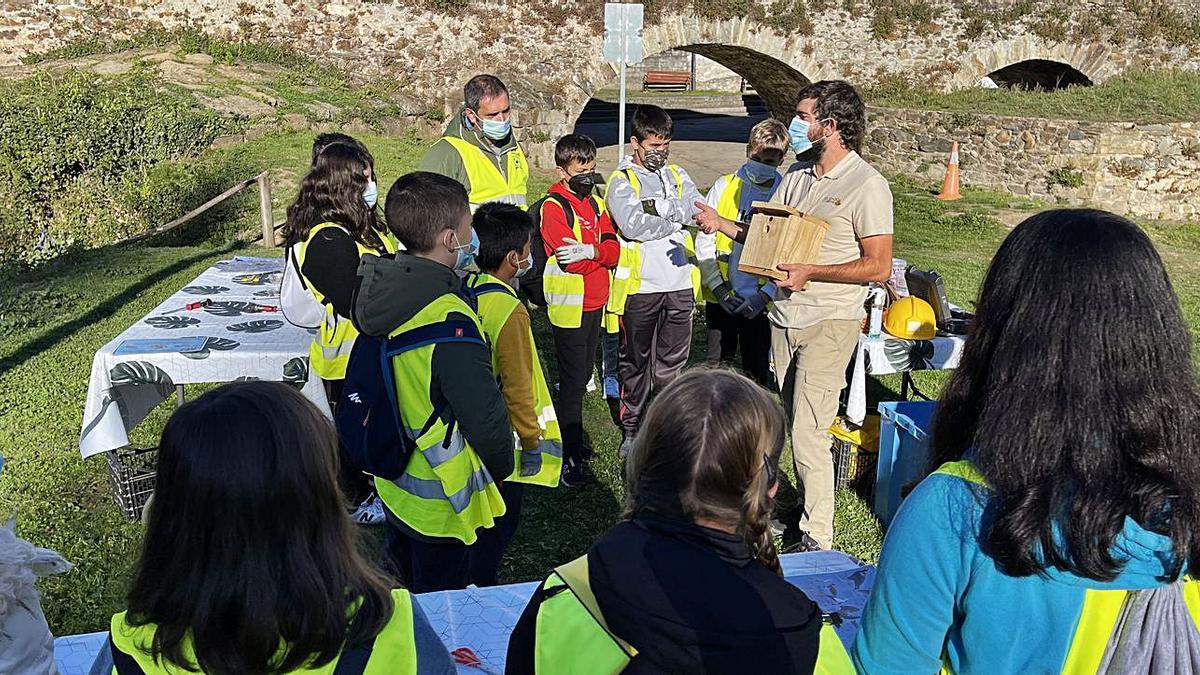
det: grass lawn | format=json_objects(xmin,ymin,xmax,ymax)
[{"xmin": 2, "ymin": 131, "xmax": 1198, "ymax": 637}]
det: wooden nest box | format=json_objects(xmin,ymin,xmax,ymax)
[{"xmin": 737, "ymin": 202, "xmax": 829, "ymax": 281}]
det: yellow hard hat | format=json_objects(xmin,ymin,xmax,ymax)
[{"xmin": 884, "ymin": 296, "xmax": 937, "ymax": 340}]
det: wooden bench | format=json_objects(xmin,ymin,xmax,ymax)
[{"xmin": 643, "ymin": 70, "xmax": 691, "ymax": 91}]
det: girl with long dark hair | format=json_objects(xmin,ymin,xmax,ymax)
[
  {"xmin": 90, "ymin": 381, "xmax": 453, "ymax": 674},
  {"xmin": 282, "ymin": 138, "xmax": 397, "ymax": 524},
  {"xmin": 506, "ymin": 369, "xmax": 830, "ymax": 673},
  {"xmin": 853, "ymin": 209, "xmax": 1200, "ymax": 672}
]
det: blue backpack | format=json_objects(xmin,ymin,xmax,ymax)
[{"xmin": 336, "ymin": 314, "xmax": 487, "ymax": 481}]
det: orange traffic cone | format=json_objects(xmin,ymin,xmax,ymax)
[{"xmin": 937, "ymin": 141, "xmax": 961, "ymax": 201}]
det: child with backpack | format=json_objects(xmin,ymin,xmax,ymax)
[
  {"xmin": 348, "ymin": 171, "xmax": 514, "ymax": 593},
  {"xmin": 464, "ymin": 203, "xmax": 563, "ymax": 586},
  {"xmin": 536, "ymin": 134, "xmax": 620, "ymax": 487}
]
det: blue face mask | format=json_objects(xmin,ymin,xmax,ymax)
[
  {"xmin": 743, "ymin": 159, "xmax": 779, "ymax": 185},
  {"xmin": 362, "ymin": 180, "xmax": 378, "ymax": 208},
  {"xmin": 452, "ymin": 228, "xmax": 480, "ymax": 270},
  {"xmin": 480, "ymin": 117, "xmax": 512, "ymax": 142},
  {"xmin": 788, "ymin": 117, "xmax": 812, "ymax": 155}
]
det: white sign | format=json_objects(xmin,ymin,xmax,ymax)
[{"xmin": 603, "ymin": 3, "xmax": 644, "ymax": 65}]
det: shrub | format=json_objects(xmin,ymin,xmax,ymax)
[
  {"xmin": 0, "ymin": 68, "xmax": 239, "ymax": 265},
  {"xmin": 1048, "ymin": 167, "xmax": 1086, "ymax": 188}
]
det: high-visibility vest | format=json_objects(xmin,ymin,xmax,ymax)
[
  {"xmin": 298, "ymin": 222, "xmax": 398, "ymax": 381},
  {"xmin": 605, "ymin": 165, "xmax": 701, "ymax": 322},
  {"xmin": 466, "ymin": 273, "xmax": 563, "ymax": 487},
  {"xmin": 530, "ymin": 554, "xmax": 855, "ymax": 674},
  {"xmin": 441, "ymin": 136, "xmax": 529, "ymax": 212},
  {"xmin": 702, "ymin": 174, "xmax": 771, "ymax": 304},
  {"xmin": 930, "ymin": 460, "xmax": 1200, "ymax": 675},
  {"xmin": 374, "ymin": 293, "xmax": 506, "ymax": 544},
  {"xmin": 540, "ymin": 194, "xmax": 608, "ymax": 329},
  {"xmin": 107, "ymin": 589, "xmax": 419, "ymax": 674}
]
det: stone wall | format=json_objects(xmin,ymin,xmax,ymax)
[
  {"xmin": 865, "ymin": 107, "xmax": 1200, "ymax": 221},
  {"xmin": 4, "ymin": 1, "xmax": 1200, "ymax": 168}
]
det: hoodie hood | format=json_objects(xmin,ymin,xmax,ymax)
[
  {"xmin": 444, "ymin": 107, "xmax": 519, "ymax": 158},
  {"xmin": 353, "ymin": 253, "xmax": 462, "ymax": 337},
  {"xmin": 1043, "ymin": 516, "xmax": 1186, "ymax": 590}
]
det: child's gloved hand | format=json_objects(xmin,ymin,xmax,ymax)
[{"xmin": 555, "ymin": 238, "xmax": 596, "ymax": 264}]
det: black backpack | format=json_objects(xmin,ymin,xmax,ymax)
[
  {"xmin": 335, "ymin": 315, "xmax": 486, "ymax": 481},
  {"xmin": 522, "ymin": 192, "xmax": 602, "ymax": 308}
]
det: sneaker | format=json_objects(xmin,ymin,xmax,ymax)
[
  {"xmin": 603, "ymin": 375, "xmax": 620, "ymax": 399},
  {"xmin": 586, "ymin": 375, "xmax": 597, "ymax": 392},
  {"xmin": 561, "ymin": 458, "xmax": 592, "ymax": 487},
  {"xmin": 350, "ymin": 494, "xmax": 386, "ymax": 526}
]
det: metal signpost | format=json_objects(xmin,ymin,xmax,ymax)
[{"xmin": 603, "ymin": 3, "xmax": 644, "ymax": 160}]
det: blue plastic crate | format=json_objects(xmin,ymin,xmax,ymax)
[{"xmin": 874, "ymin": 400, "xmax": 937, "ymax": 526}]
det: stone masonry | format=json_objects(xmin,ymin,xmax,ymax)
[
  {"xmin": 865, "ymin": 108, "xmax": 1200, "ymax": 221},
  {"xmin": 3, "ymin": 0, "xmax": 1200, "ymax": 168}
]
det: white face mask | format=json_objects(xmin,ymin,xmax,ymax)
[{"xmin": 514, "ymin": 252, "xmax": 534, "ymax": 278}]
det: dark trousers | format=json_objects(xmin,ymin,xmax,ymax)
[
  {"xmin": 551, "ymin": 309, "xmax": 604, "ymax": 461},
  {"xmin": 383, "ymin": 518, "xmax": 470, "ymax": 593},
  {"xmin": 619, "ymin": 289, "xmax": 694, "ymax": 435},
  {"xmin": 601, "ymin": 329, "xmax": 620, "ymax": 380},
  {"xmin": 467, "ymin": 481, "xmax": 524, "ymax": 587},
  {"xmin": 323, "ymin": 378, "xmax": 372, "ymax": 505},
  {"xmin": 704, "ymin": 302, "xmax": 773, "ymax": 388}
]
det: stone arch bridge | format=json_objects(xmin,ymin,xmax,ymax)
[{"xmin": 2, "ymin": 1, "xmax": 1198, "ymax": 165}]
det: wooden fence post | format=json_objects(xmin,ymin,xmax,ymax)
[{"xmin": 257, "ymin": 172, "xmax": 275, "ymax": 247}]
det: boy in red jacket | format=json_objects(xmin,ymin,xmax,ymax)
[{"xmin": 539, "ymin": 134, "xmax": 620, "ymax": 487}]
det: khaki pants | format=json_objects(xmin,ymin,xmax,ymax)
[{"xmin": 771, "ymin": 319, "xmax": 861, "ymax": 549}]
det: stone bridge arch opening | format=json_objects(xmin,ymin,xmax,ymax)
[
  {"xmin": 573, "ymin": 43, "xmax": 811, "ymax": 148},
  {"xmin": 987, "ymin": 59, "xmax": 1093, "ymax": 90}
]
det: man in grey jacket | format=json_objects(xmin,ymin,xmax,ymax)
[{"xmin": 606, "ymin": 105, "xmax": 704, "ymax": 457}]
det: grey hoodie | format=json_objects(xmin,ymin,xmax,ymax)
[
  {"xmin": 353, "ymin": 253, "xmax": 514, "ymax": 492},
  {"xmin": 607, "ymin": 156, "xmax": 704, "ymax": 294}
]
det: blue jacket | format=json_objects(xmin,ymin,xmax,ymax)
[{"xmin": 852, "ymin": 462, "xmax": 1199, "ymax": 674}]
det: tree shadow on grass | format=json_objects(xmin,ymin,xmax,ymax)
[{"xmin": 0, "ymin": 240, "xmax": 241, "ymax": 376}]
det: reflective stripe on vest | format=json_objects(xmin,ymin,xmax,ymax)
[
  {"xmin": 703, "ymin": 174, "xmax": 742, "ymax": 303},
  {"xmin": 605, "ymin": 166, "xmax": 701, "ymax": 314},
  {"xmin": 531, "ymin": 554, "xmax": 853, "ymax": 673},
  {"xmin": 374, "ymin": 294, "xmax": 506, "ymax": 544},
  {"xmin": 108, "ymin": 589, "xmax": 418, "ymax": 674},
  {"xmin": 931, "ymin": 460, "xmax": 1200, "ymax": 674},
  {"xmin": 298, "ymin": 222, "xmax": 398, "ymax": 381},
  {"xmin": 441, "ymin": 136, "xmax": 529, "ymax": 212},
  {"xmin": 467, "ymin": 274, "xmax": 563, "ymax": 487}
]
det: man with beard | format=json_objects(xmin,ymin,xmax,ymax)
[{"xmin": 694, "ymin": 80, "xmax": 894, "ymax": 550}]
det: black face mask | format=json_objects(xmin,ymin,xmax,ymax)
[{"xmin": 568, "ymin": 172, "xmax": 601, "ymax": 197}]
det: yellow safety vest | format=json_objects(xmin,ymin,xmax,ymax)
[
  {"xmin": 107, "ymin": 589, "xmax": 418, "ymax": 674},
  {"xmin": 466, "ymin": 273, "xmax": 563, "ymax": 487},
  {"xmin": 374, "ymin": 294, "xmax": 507, "ymax": 544},
  {"xmin": 441, "ymin": 135, "xmax": 529, "ymax": 212},
  {"xmin": 605, "ymin": 165, "xmax": 701, "ymax": 325},
  {"xmin": 531, "ymin": 554, "xmax": 855, "ymax": 674},
  {"xmin": 932, "ymin": 460, "xmax": 1200, "ymax": 675},
  {"xmin": 298, "ymin": 222, "xmax": 398, "ymax": 381},
  {"xmin": 539, "ymin": 194, "xmax": 608, "ymax": 330},
  {"xmin": 703, "ymin": 173, "xmax": 757, "ymax": 303}
]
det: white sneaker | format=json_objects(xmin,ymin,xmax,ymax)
[
  {"xmin": 586, "ymin": 374, "xmax": 597, "ymax": 392},
  {"xmin": 351, "ymin": 495, "xmax": 386, "ymax": 526}
]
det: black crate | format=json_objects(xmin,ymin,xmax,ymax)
[
  {"xmin": 106, "ymin": 447, "xmax": 157, "ymax": 522},
  {"xmin": 832, "ymin": 437, "xmax": 877, "ymax": 498}
]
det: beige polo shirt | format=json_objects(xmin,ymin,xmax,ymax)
[{"xmin": 768, "ymin": 151, "xmax": 894, "ymax": 330}]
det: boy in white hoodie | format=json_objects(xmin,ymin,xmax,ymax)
[{"xmin": 605, "ymin": 105, "xmax": 704, "ymax": 457}]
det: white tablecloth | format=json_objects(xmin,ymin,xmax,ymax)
[
  {"xmin": 846, "ymin": 333, "xmax": 966, "ymax": 425},
  {"xmin": 79, "ymin": 257, "xmax": 330, "ymax": 458}
]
